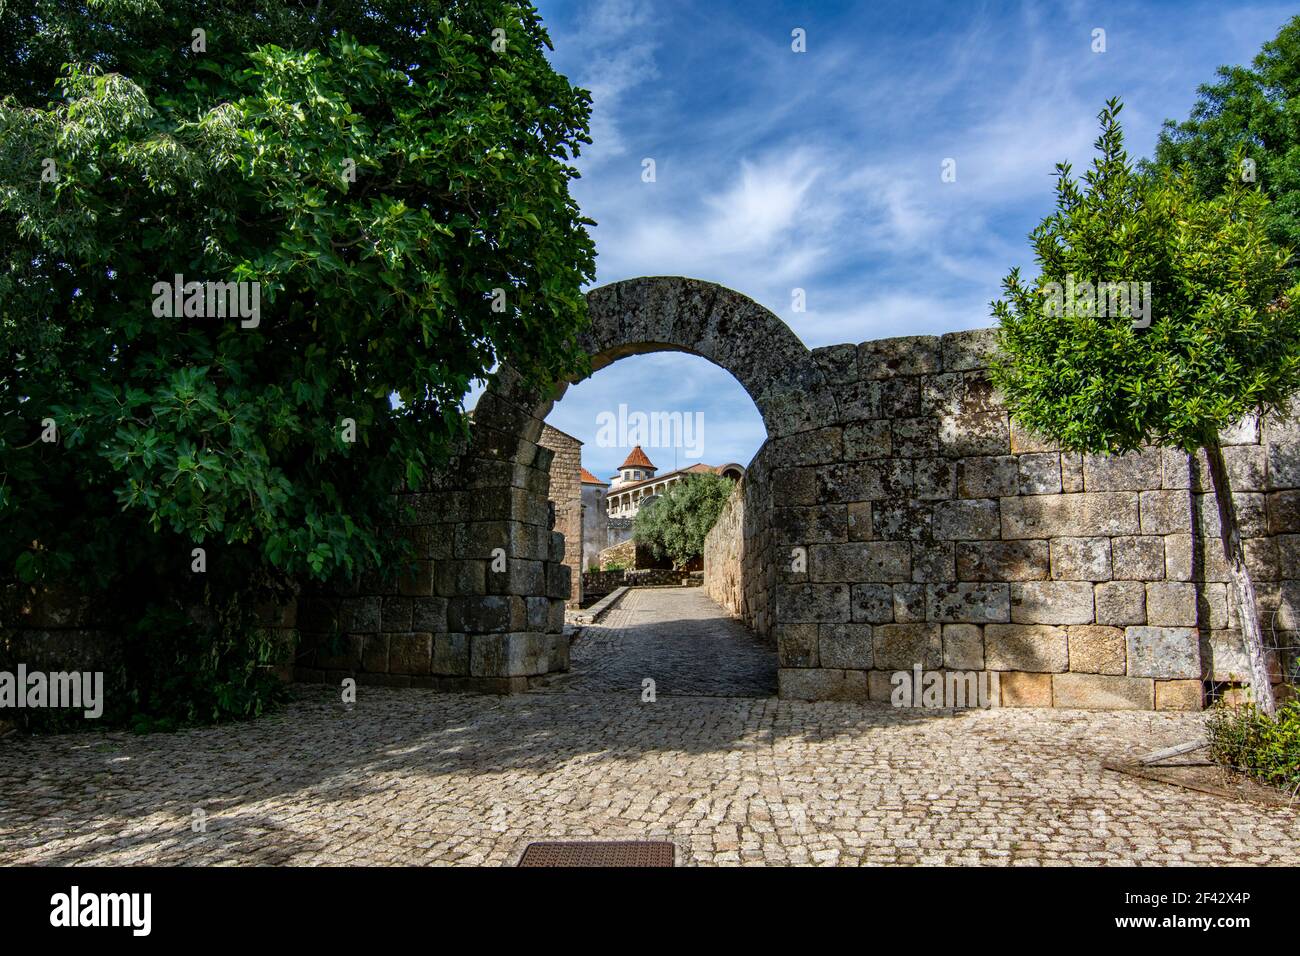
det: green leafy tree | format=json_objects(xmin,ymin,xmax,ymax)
[
  {"xmin": 993, "ymin": 100, "xmax": 1300, "ymax": 714},
  {"xmin": 633, "ymin": 473, "xmax": 735, "ymax": 570},
  {"xmin": 0, "ymin": 0, "xmax": 595, "ymax": 724},
  {"xmin": 1151, "ymin": 14, "xmax": 1300, "ymax": 261}
]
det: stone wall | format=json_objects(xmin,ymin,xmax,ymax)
[
  {"xmin": 294, "ymin": 369, "xmax": 572, "ymax": 693},
  {"xmin": 581, "ymin": 482, "xmax": 607, "ymax": 571},
  {"xmin": 704, "ymin": 442, "xmax": 776, "ymax": 639},
  {"xmin": 14, "ymin": 277, "xmax": 1298, "ymax": 709},
  {"xmin": 754, "ymin": 330, "xmax": 1299, "ymax": 709},
  {"xmin": 538, "ymin": 424, "xmax": 583, "ymax": 607}
]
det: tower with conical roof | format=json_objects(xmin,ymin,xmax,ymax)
[{"xmin": 610, "ymin": 445, "xmax": 657, "ymax": 489}]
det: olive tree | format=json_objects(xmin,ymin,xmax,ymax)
[{"xmin": 633, "ymin": 473, "xmax": 735, "ymax": 570}]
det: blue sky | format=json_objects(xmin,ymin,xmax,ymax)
[{"xmin": 494, "ymin": 0, "xmax": 1296, "ymax": 482}]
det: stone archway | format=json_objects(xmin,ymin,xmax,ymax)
[{"xmin": 450, "ymin": 276, "xmax": 835, "ymax": 689}]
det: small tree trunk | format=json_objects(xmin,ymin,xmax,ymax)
[{"xmin": 1203, "ymin": 439, "xmax": 1276, "ymax": 715}]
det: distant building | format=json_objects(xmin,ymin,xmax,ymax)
[
  {"xmin": 544, "ymin": 436, "xmax": 745, "ymax": 580},
  {"xmin": 580, "ymin": 467, "xmax": 608, "ymax": 573},
  {"xmin": 605, "ymin": 446, "xmax": 744, "ymax": 521},
  {"xmin": 537, "ymin": 424, "xmax": 583, "ymax": 606}
]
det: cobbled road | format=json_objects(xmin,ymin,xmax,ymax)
[{"xmin": 1, "ymin": 587, "xmax": 1296, "ymax": 866}]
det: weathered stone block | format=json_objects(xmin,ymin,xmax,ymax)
[
  {"xmin": 932, "ymin": 499, "xmax": 1000, "ymax": 540},
  {"xmin": 910, "ymin": 543, "xmax": 955, "ymax": 582},
  {"xmin": 388, "ymin": 632, "xmax": 433, "ymax": 675},
  {"xmin": 1053, "ymin": 673, "xmax": 1154, "ymax": 710},
  {"xmin": 412, "ymin": 597, "xmax": 449, "ymax": 633},
  {"xmin": 448, "ymin": 594, "xmax": 525, "ymax": 633},
  {"xmin": 773, "ymin": 506, "xmax": 847, "ymax": 544},
  {"xmin": 867, "ymin": 669, "xmax": 897, "ymax": 702},
  {"xmin": 546, "ymin": 563, "xmax": 572, "ymax": 600},
  {"xmin": 1139, "ymin": 490, "xmax": 1192, "ymax": 534},
  {"xmin": 1094, "ymin": 581, "xmax": 1146, "ymax": 626},
  {"xmin": 1111, "ymin": 535, "xmax": 1164, "ymax": 580},
  {"xmin": 772, "ymin": 467, "xmax": 819, "ymax": 505},
  {"xmin": 843, "ymin": 421, "xmax": 891, "ymax": 460},
  {"xmin": 1267, "ymin": 442, "xmax": 1300, "ymax": 490},
  {"xmin": 999, "ymin": 671, "xmax": 1052, "ymax": 707},
  {"xmin": 1144, "ymin": 582, "xmax": 1199, "ymax": 627},
  {"xmin": 811, "ymin": 542, "xmax": 911, "ymax": 583},
  {"xmin": 874, "ymin": 500, "xmax": 933, "ymax": 541},
  {"xmin": 879, "ymin": 377, "xmax": 921, "ymax": 417},
  {"xmin": 779, "ymin": 667, "xmax": 870, "ymax": 701},
  {"xmin": 892, "ymin": 417, "xmax": 937, "ymax": 457},
  {"xmin": 1155, "ymin": 679, "xmax": 1203, "ymax": 711},
  {"xmin": 431, "ymin": 633, "xmax": 470, "ymax": 676},
  {"xmin": 315, "ymin": 634, "xmax": 364, "ymax": 671},
  {"xmin": 339, "ymin": 597, "xmax": 381, "ymax": 634},
  {"xmin": 938, "ymin": 413, "xmax": 1010, "ymax": 458},
  {"xmin": 858, "ymin": 335, "xmax": 940, "ymax": 379},
  {"xmin": 1010, "ymin": 581, "xmax": 1094, "ymax": 624},
  {"xmin": 914, "ymin": 458, "xmax": 957, "ymax": 499},
  {"xmin": 526, "ymin": 596, "xmax": 550, "ymax": 631},
  {"xmin": 873, "ymin": 623, "xmax": 942, "ymax": 669},
  {"xmin": 361, "ymin": 633, "xmax": 389, "ymax": 673},
  {"xmin": 776, "ymin": 584, "xmax": 851, "ymax": 623},
  {"xmin": 436, "ymin": 559, "xmax": 486, "ymax": 598},
  {"xmin": 958, "ymin": 455, "xmax": 1020, "ymax": 498},
  {"xmin": 851, "ymin": 584, "xmax": 895, "ymax": 623},
  {"xmin": 942, "ymin": 623, "xmax": 984, "ymax": 670},
  {"xmin": 819, "ymin": 623, "xmax": 873, "ymax": 669},
  {"xmin": 956, "ymin": 540, "xmax": 1049, "ymax": 581},
  {"xmin": 1125, "ymin": 625, "xmax": 1200, "ymax": 678},
  {"xmin": 940, "ymin": 329, "xmax": 998, "ymax": 372},
  {"xmin": 398, "ymin": 560, "xmax": 435, "ymax": 597},
  {"xmin": 812, "ymin": 343, "xmax": 858, "ymax": 384},
  {"xmin": 926, "ymin": 583, "xmax": 1010, "ymax": 623},
  {"xmin": 1067, "ymin": 625, "xmax": 1126, "ymax": 675},
  {"xmin": 1082, "ymin": 449, "xmax": 1162, "ymax": 491},
  {"xmin": 777, "ymin": 623, "xmax": 819, "ymax": 668},
  {"xmin": 844, "ymin": 501, "xmax": 874, "ymax": 541},
  {"xmin": 1009, "ymin": 420, "xmax": 1057, "ymax": 454},
  {"xmin": 892, "ymin": 584, "xmax": 927, "ymax": 623},
  {"xmin": 469, "ymin": 631, "xmax": 556, "ymax": 678},
  {"xmin": 1163, "ymin": 533, "xmax": 1229, "ymax": 583},
  {"xmin": 381, "ymin": 596, "xmax": 413, "ymax": 632},
  {"xmin": 1060, "ymin": 453, "xmax": 1084, "ymax": 493},
  {"xmin": 985, "ymin": 623, "xmax": 1068, "ymax": 672},
  {"xmin": 1000, "ymin": 493, "xmax": 1139, "ymax": 539},
  {"xmin": 772, "ymin": 426, "xmax": 845, "ymax": 466},
  {"xmin": 1050, "ymin": 537, "xmax": 1111, "ymax": 581},
  {"xmin": 1018, "ymin": 453, "xmax": 1061, "ymax": 495},
  {"xmin": 1223, "ymin": 445, "xmax": 1268, "ymax": 492},
  {"xmin": 816, "ymin": 460, "xmax": 911, "ymax": 503}
]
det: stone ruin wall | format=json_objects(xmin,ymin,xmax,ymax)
[
  {"xmin": 7, "ymin": 276, "xmax": 1299, "ymax": 711},
  {"xmin": 704, "ymin": 441, "xmax": 776, "ymax": 641},
  {"xmin": 538, "ymin": 424, "xmax": 584, "ymax": 607},
  {"xmin": 294, "ymin": 377, "xmax": 573, "ymax": 693},
  {"xmin": 704, "ymin": 328, "xmax": 1300, "ymax": 710}
]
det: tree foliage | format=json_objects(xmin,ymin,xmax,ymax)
[
  {"xmin": 632, "ymin": 473, "xmax": 735, "ymax": 570},
  {"xmin": 993, "ymin": 100, "xmax": 1300, "ymax": 713},
  {"xmin": 0, "ymin": 0, "xmax": 595, "ymax": 724},
  {"xmin": 993, "ymin": 100, "xmax": 1300, "ymax": 456},
  {"xmin": 1152, "ymin": 14, "xmax": 1300, "ymax": 259}
]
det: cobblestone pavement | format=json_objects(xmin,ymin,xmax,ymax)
[
  {"xmin": 1, "ymin": 588, "xmax": 1297, "ymax": 866},
  {"xmin": 540, "ymin": 587, "xmax": 778, "ymax": 698}
]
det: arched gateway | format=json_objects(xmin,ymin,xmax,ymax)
[{"xmin": 294, "ymin": 276, "xmax": 1297, "ymax": 710}]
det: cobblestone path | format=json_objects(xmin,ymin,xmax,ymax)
[
  {"xmin": 1, "ymin": 588, "xmax": 1296, "ymax": 866},
  {"xmin": 539, "ymin": 587, "xmax": 778, "ymax": 698}
]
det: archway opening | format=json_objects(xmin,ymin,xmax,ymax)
[{"xmin": 465, "ymin": 277, "xmax": 835, "ymax": 694}]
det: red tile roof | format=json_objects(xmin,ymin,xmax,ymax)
[
  {"xmin": 580, "ymin": 467, "xmax": 607, "ymax": 485},
  {"xmin": 618, "ymin": 445, "xmax": 657, "ymax": 470}
]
